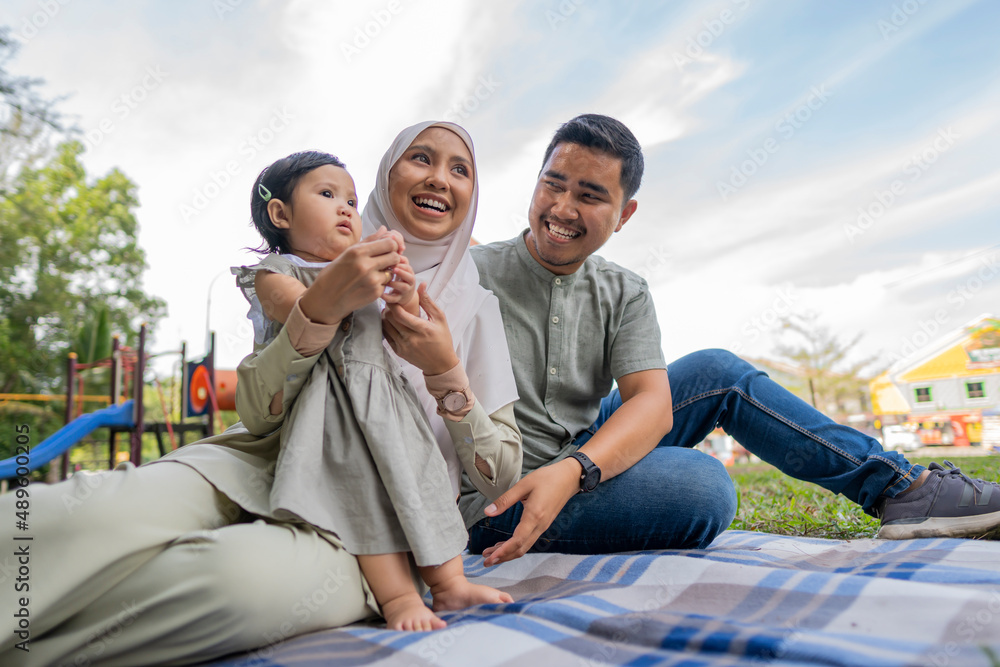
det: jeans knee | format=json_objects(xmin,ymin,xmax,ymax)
[
  {"xmin": 690, "ymin": 453, "xmax": 738, "ymax": 546},
  {"xmin": 684, "ymin": 349, "xmax": 757, "ymax": 389},
  {"xmin": 715, "ymin": 462, "xmax": 739, "ymax": 533}
]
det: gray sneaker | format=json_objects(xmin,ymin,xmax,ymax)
[{"xmin": 876, "ymin": 461, "xmax": 1000, "ymax": 540}]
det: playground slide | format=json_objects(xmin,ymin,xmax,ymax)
[{"xmin": 0, "ymin": 400, "xmax": 135, "ymax": 479}]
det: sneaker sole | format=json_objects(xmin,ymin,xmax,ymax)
[{"xmin": 877, "ymin": 510, "xmax": 1000, "ymax": 540}]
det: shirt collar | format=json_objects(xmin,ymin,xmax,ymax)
[{"xmin": 516, "ymin": 231, "xmax": 580, "ymax": 285}]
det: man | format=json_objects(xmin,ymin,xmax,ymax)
[{"xmin": 463, "ymin": 113, "xmax": 1000, "ymax": 565}]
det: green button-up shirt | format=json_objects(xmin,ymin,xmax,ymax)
[{"xmin": 461, "ymin": 233, "xmax": 666, "ymax": 522}]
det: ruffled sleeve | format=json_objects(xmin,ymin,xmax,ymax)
[{"xmin": 231, "ymin": 253, "xmax": 299, "ymax": 350}]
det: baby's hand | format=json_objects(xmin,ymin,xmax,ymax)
[
  {"xmin": 369, "ymin": 226, "xmax": 406, "ymax": 255},
  {"xmin": 383, "ymin": 255, "xmax": 418, "ymax": 315}
]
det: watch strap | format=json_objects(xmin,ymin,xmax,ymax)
[
  {"xmin": 424, "ymin": 364, "xmax": 475, "ymax": 420},
  {"xmin": 569, "ymin": 451, "xmax": 601, "ymax": 492}
]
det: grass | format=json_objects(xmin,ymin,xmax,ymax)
[{"xmin": 728, "ymin": 455, "xmax": 1000, "ymax": 540}]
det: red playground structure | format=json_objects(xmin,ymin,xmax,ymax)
[{"xmin": 0, "ymin": 326, "xmax": 236, "ymax": 480}]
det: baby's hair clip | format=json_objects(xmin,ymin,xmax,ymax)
[{"xmin": 258, "ymin": 183, "xmax": 272, "ymax": 201}]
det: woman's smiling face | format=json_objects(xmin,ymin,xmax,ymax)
[{"xmin": 387, "ymin": 126, "xmax": 474, "ymax": 241}]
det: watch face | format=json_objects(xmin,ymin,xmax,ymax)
[
  {"xmin": 442, "ymin": 392, "xmax": 468, "ymax": 412},
  {"xmin": 573, "ymin": 452, "xmax": 601, "ymax": 492}
]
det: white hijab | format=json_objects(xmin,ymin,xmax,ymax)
[{"xmin": 362, "ymin": 121, "xmax": 518, "ymax": 489}]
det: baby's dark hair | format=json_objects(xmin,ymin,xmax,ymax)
[{"xmin": 249, "ymin": 151, "xmax": 347, "ymax": 254}]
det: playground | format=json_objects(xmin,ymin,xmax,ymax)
[{"xmin": 0, "ymin": 324, "xmax": 237, "ymax": 485}]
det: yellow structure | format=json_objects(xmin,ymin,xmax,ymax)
[{"xmin": 870, "ymin": 315, "xmax": 1000, "ymax": 446}]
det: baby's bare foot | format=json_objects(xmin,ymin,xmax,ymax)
[
  {"xmin": 381, "ymin": 592, "xmax": 447, "ymax": 631},
  {"xmin": 431, "ymin": 580, "xmax": 514, "ymax": 612}
]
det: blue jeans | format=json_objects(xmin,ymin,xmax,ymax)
[{"xmin": 467, "ymin": 349, "xmax": 924, "ymax": 554}]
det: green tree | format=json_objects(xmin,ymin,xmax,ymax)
[
  {"xmin": 0, "ymin": 140, "xmax": 166, "ymax": 395},
  {"xmin": 0, "ymin": 25, "xmax": 163, "ymax": 477},
  {"xmin": 773, "ymin": 311, "xmax": 880, "ymax": 421},
  {"xmin": 0, "ymin": 143, "xmax": 166, "ymax": 469},
  {"xmin": 74, "ymin": 303, "xmax": 114, "ymax": 365},
  {"xmin": 0, "ymin": 26, "xmax": 65, "ymax": 185}
]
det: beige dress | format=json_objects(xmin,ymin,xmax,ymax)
[{"xmin": 219, "ymin": 253, "xmax": 469, "ymax": 566}]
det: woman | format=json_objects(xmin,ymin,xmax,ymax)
[{"xmin": 0, "ymin": 121, "xmax": 520, "ymax": 666}]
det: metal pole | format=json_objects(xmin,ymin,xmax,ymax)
[
  {"xmin": 180, "ymin": 341, "xmax": 187, "ymax": 447},
  {"xmin": 207, "ymin": 332, "xmax": 216, "ymax": 436},
  {"xmin": 108, "ymin": 335, "xmax": 120, "ymax": 469},
  {"xmin": 62, "ymin": 352, "xmax": 77, "ymax": 481},
  {"xmin": 130, "ymin": 324, "xmax": 147, "ymax": 466}
]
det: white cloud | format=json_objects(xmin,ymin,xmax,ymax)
[{"xmin": 6, "ymin": 0, "xmax": 1000, "ymax": 385}]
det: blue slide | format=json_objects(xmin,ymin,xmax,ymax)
[{"xmin": 0, "ymin": 400, "xmax": 135, "ymax": 479}]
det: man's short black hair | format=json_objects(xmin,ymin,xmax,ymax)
[{"xmin": 541, "ymin": 114, "xmax": 644, "ymax": 203}]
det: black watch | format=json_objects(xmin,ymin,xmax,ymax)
[{"xmin": 569, "ymin": 451, "xmax": 601, "ymax": 493}]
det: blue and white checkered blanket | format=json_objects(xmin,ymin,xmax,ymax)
[{"xmin": 209, "ymin": 530, "xmax": 1000, "ymax": 666}]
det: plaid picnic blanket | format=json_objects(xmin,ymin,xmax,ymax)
[{"xmin": 207, "ymin": 530, "xmax": 1000, "ymax": 666}]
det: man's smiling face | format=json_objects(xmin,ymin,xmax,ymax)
[{"xmin": 525, "ymin": 141, "xmax": 637, "ymax": 275}]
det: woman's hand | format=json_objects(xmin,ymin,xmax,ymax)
[
  {"xmin": 297, "ymin": 227, "xmax": 404, "ymax": 325},
  {"xmin": 382, "ymin": 284, "xmax": 460, "ymax": 375}
]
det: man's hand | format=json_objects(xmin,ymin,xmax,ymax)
[
  {"xmin": 480, "ymin": 457, "xmax": 581, "ymax": 566},
  {"xmin": 382, "ymin": 284, "xmax": 460, "ymax": 376}
]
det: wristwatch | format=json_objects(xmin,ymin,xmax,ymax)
[
  {"xmin": 569, "ymin": 451, "xmax": 601, "ymax": 493},
  {"xmin": 435, "ymin": 386, "xmax": 472, "ymax": 416}
]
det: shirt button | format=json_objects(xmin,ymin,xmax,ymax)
[
  {"xmin": 341, "ymin": 321, "xmax": 350, "ymax": 332},
  {"xmin": 337, "ymin": 365, "xmax": 345, "ymax": 376},
  {"xmin": 286, "ymin": 374, "xmax": 298, "ymax": 383},
  {"xmin": 551, "ymin": 316, "xmax": 559, "ymax": 324},
  {"xmin": 549, "ymin": 367, "xmax": 557, "ymax": 375},
  {"xmin": 554, "ymin": 278, "xmax": 562, "ymax": 285}
]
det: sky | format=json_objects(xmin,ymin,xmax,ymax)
[{"xmin": 6, "ymin": 0, "xmax": 1000, "ymax": 380}]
